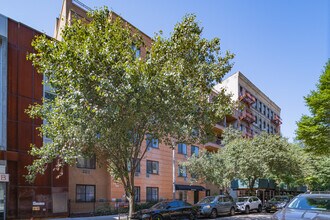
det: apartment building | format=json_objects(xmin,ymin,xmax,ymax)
[
  {"xmin": 53, "ymin": 0, "xmax": 211, "ymax": 215},
  {"xmin": 214, "ymin": 71, "xmax": 282, "ymax": 138},
  {"xmin": 213, "ymin": 71, "xmax": 282, "ymax": 200}
]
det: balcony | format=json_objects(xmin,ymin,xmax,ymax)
[
  {"xmin": 239, "ymin": 91, "xmax": 256, "ymax": 106},
  {"xmin": 243, "ymin": 127, "xmax": 253, "ymax": 138},
  {"xmin": 271, "ymin": 114, "xmax": 282, "ymax": 126},
  {"xmin": 204, "ymin": 138, "xmax": 223, "ymax": 152},
  {"xmin": 239, "ymin": 109, "xmax": 255, "ymax": 124},
  {"xmin": 213, "ymin": 120, "xmax": 226, "ymax": 133}
]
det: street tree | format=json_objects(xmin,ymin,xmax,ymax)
[
  {"xmin": 304, "ymin": 155, "xmax": 330, "ymax": 191},
  {"xmin": 26, "ymin": 8, "xmax": 234, "ymax": 218},
  {"xmin": 296, "ymin": 60, "xmax": 330, "ymax": 155},
  {"xmin": 224, "ymin": 131, "xmax": 305, "ymax": 194},
  {"xmin": 185, "ymin": 127, "xmax": 305, "ymax": 195}
]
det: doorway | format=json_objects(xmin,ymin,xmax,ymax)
[{"xmin": 194, "ymin": 191, "xmax": 199, "ymax": 204}]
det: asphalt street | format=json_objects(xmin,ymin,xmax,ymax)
[{"xmin": 50, "ymin": 212, "xmax": 273, "ymax": 220}]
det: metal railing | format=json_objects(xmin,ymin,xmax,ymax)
[
  {"xmin": 73, "ymin": 0, "xmax": 92, "ymax": 11},
  {"xmin": 68, "ymin": 200, "xmax": 159, "ymax": 217}
]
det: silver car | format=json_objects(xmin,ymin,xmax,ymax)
[
  {"xmin": 272, "ymin": 193, "xmax": 330, "ymax": 220},
  {"xmin": 194, "ymin": 195, "xmax": 236, "ymax": 218},
  {"xmin": 236, "ymin": 196, "xmax": 263, "ymax": 214}
]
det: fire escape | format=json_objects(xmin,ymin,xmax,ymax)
[
  {"xmin": 239, "ymin": 90, "xmax": 256, "ymax": 138},
  {"xmin": 271, "ymin": 114, "xmax": 282, "ymax": 134}
]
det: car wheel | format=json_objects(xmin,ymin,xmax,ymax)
[
  {"xmin": 189, "ymin": 212, "xmax": 196, "ymax": 220},
  {"xmin": 152, "ymin": 214, "xmax": 163, "ymax": 220},
  {"xmin": 257, "ymin": 204, "xmax": 262, "ymax": 213},
  {"xmin": 229, "ymin": 207, "xmax": 235, "ymax": 216},
  {"xmin": 245, "ymin": 206, "xmax": 250, "ymax": 214},
  {"xmin": 210, "ymin": 208, "xmax": 217, "ymax": 219}
]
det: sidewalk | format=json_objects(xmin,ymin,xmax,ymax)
[{"xmin": 50, "ymin": 214, "xmax": 128, "ymax": 220}]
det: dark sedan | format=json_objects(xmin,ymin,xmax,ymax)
[
  {"xmin": 265, "ymin": 195, "xmax": 293, "ymax": 213},
  {"xmin": 271, "ymin": 193, "xmax": 330, "ymax": 220},
  {"xmin": 132, "ymin": 200, "xmax": 197, "ymax": 220}
]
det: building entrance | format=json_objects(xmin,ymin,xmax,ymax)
[{"xmin": 0, "ymin": 182, "xmax": 5, "ymax": 220}]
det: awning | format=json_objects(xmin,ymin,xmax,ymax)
[{"xmin": 175, "ymin": 184, "xmax": 205, "ymax": 191}]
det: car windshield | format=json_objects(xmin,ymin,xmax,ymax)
[
  {"xmin": 287, "ymin": 197, "xmax": 330, "ymax": 211},
  {"xmin": 237, "ymin": 197, "xmax": 249, "ymax": 202},
  {"xmin": 151, "ymin": 202, "xmax": 168, "ymax": 209},
  {"xmin": 198, "ymin": 196, "xmax": 215, "ymax": 204},
  {"xmin": 270, "ymin": 196, "xmax": 289, "ymax": 202}
]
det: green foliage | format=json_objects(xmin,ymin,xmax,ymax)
[
  {"xmin": 185, "ymin": 128, "xmax": 305, "ymax": 193},
  {"xmin": 26, "ymin": 8, "xmax": 234, "ymax": 215},
  {"xmin": 304, "ymin": 155, "xmax": 330, "ymax": 191},
  {"xmin": 296, "ymin": 60, "xmax": 330, "ymax": 155}
]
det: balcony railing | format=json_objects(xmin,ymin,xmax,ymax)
[
  {"xmin": 271, "ymin": 114, "xmax": 282, "ymax": 126},
  {"xmin": 239, "ymin": 91, "xmax": 256, "ymax": 105},
  {"xmin": 204, "ymin": 138, "xmax": 223, "ymax": 151},
  {"xmin": 239, "ymin": 110, "xmax": 255, "ymax": 124},
  {"xmin": 243, "ymin": 127, "xmax": 253, "ymax": 138}
]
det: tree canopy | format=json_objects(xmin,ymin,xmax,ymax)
[
  {"xmin": 26, "ymin": 8, "xmax": 234, "ymax": 217},
  {"xmin": 296, "ymin": 60, "xmax": 330, "ymax": 155},
  {"xmin": 185, "ymin": 127, "xmax": 305, "ymax": 194}
]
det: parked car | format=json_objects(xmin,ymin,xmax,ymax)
[
  {"xmin": 194, "ymin": 195, "xmax": 236, "ymax": 218},
  {"xmin": 265, "ymin": 195, "xmax": 293, "ymax": 213},
  {"xmin": 271, "ymin": 193, "xmax": 330, "ymax": 220},
  {"xmin": 236, "ymin": 196, "xmax": 263, "ymax": 214},
  {"xmin": 131, "ymin": 200, "xmax": 197, "ymax": 220}
]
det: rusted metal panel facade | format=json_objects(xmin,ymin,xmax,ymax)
[{"xmin": 5, "ymin": 18, "xmax": 68, "ymax": 219}]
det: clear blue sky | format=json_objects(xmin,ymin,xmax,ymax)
[{"xmin": 1, "ymin": 0, "xmax": 329, "ymax": 141}]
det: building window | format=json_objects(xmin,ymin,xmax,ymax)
[
  {"xmin": 254, "ymin": 98, "xmax": 258, "ymax": 109},
  {"xmin": 267, "ymin": 108, "xmax": 270, "ymax": 118},
  {"xmin": 191, "ymin": 145, "xmax": 199, "ymax": 156},
  {"xmin": 179, "ymin": 191, "xmax": 187, "ymax": 201},
  {"xmin": 259, "ymin": 119, "xmax": 262, "ymax": 129},
  {"xmin": 178, "ymin": 143, "xmax": 187, "ymax": 155},
  {"xmin": 44, "ymin": 91, "xmax": 56, "ymax": 101},
  {"xmin": 76, "ymin": 185, "xmax": 95, "ymax": 202},
  {"xmin": 206, "ymin": 190, "xmax": 211, "ymax": 196},
  {"xmin": 263, "ymin": 104, "xmax": 266, "ymax": 115},
  {"xmin": 131, "ymin": 44, "xmax": 141, "ymax": 58},
  {"xmin": 146, "ymin": 187, "xmax": 159, "ymax": 202},
  {"xmin": 77, "ymin": 156, "xmax": 96, "ymax": 169},
  {"xmin": 263, "ymin": 121, "xmax": 266, "ymax": 129},
  {"xmin": 134, "ymin": 186, "xmax": 140, "ymax": 202},
  {"xmin": 178, "ymin": 165, "xmax": 187, "ymax": 177},
  {"xmin": 128, "ymin": 158, "xmax": 140, "ymax": 173},
  {"xmin": 146, "ymin": 134, "xmax": 159, "ymax": 148},
  {"xmin": 259, "ymin": 101, "xmax": 262, "ymax": 112},
  {"xmin": 271, "ymin": 111, "xmax": 274, "ymax": 120},
  {"xmin": 146, "ymin": 160, "xmax": 159, "ymax": 174}
]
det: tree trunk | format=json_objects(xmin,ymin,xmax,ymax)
[
  {"xmin": 127, "ymin": 194, "xmax": 135, "ymax": 220},
  {"xmin": 249, "ymin": 178, "xmax": 256, "ymax": 196}
]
